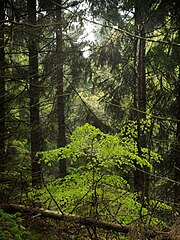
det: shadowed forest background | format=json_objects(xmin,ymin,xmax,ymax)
[{"xmin": 0, "ymin": 0, "xmax": 180, "ymax": 239}]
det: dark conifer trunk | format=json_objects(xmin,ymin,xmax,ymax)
[
  {"xmin": 133, "ymin": 0, "xmax": 149, "ymax": 204},
  {"xmin": 27, "ymin": 0, "xmax": 42, "ymax": 187},
  {"xmin": 56, "ymin": 0, "xmax": 67, "ymax": 178},
  {"xmin": 0, "ymin": 0, "xmax": 5, "ymax": 181},
  {"xmin": 174, "ymin": 68, "xmax": 180, "ymax": 206}
]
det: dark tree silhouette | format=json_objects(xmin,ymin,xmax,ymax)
[
  {"xmin": 27, "ymin": 0, "xmax": 42, "ymax": 187},
  {"xmin": 0, "ymin": 0, "xmax": 5, "ymax": 183},
  {"xmin": 56, "ymin": 0, "xmax": 67, "ymax": 178}
]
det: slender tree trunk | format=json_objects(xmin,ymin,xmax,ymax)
[
  {"xmin": 174, "ymin": 68, "xmax": 180, "ymax": 206},
  {"xmin": 27, "ymin": 0, "xmax": 42, "ymax": 187},
  {"xmin": 56, "ymin": 0, "xmax": 67, "ymax": 178},
  {"xmin": 133, "ymin": 0, "xmax": 149, "ymax": 204},
  {"xmin": 0, "ymin": 0, "xmax": 5, "ymax": 183}
]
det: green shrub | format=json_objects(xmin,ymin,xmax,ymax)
[{"xmin": 0, "ymin": 209, "xmax": 30, "ymax": 240}]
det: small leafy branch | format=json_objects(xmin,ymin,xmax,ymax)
[{"xmin": 0, "ymin": 209, "xmax": 30, "ymax": 240}]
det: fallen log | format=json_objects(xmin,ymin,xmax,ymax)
[
  {"xmin": 4, "ymin": 204, "xmax": 130, "ymax": 234},
  {"xmin": 3, "ymin": 204, "xmax": 173, "ymax": 239}
]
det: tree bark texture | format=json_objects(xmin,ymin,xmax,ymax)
[
  {"xmin": 27, "ymin": 0, "xmax": 42, "ymax": 188},
  {"xmin": 56, "ymin": 0, "xmax": 67, "ymax": 178},
  {"xmin": 0, "ymin": 0, "xmax": 5, "ymax": 181},
  {"xmin": 133, "ymin": 0, "xmax": 149, "ymax": 203},
  {"xmin": 174, "ymin": 69, "xmax": 180, "ymax": 206}
]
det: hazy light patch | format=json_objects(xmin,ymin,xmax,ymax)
[
  {"xmin": 83, "ymin": 22, "xmax": 96, "ymax": 42},
  {"xmin": 82, "ymin": 45, "xmax": 91, "ymax": 58},
  {"xmin": 77, "ymin": 21, "xmax": 95, "ymax": 58}
]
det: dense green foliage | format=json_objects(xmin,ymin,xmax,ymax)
[
  {"xmin": 0, "ymin": 209, "xmax": 29, "ymax": 240},
  {"xmin": 31, "ymin": 124, "xmax": 173, "ymax": 226}
]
